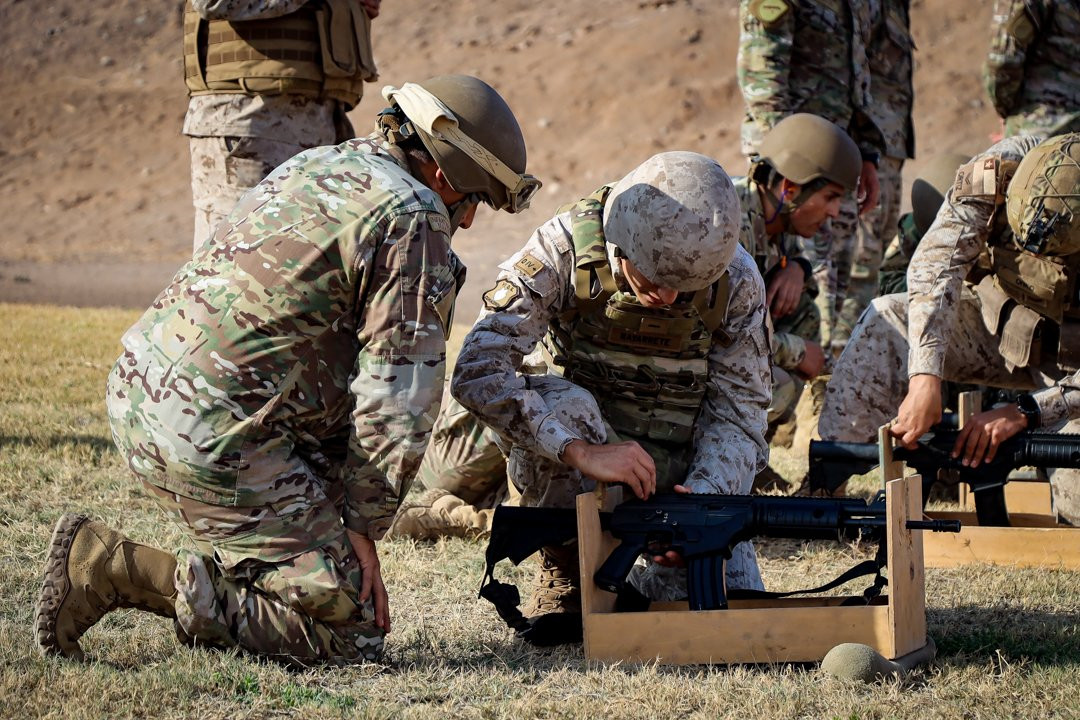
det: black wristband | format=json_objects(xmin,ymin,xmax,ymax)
[
  {"xmin": 1016, "ymin": 393, "xmax": 1041, "ymax": 430},
  {"xmin": 791, "ymin": 256, "xmax": 814, "ymax": 282}
]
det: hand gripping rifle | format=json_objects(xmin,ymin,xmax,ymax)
[
  {"xmin": 479, "ymin": 493, "xmax": 958, "ymax": 643},
  {"xmin": 808, "ymin": 418, "xmax": 1080, "ymax": 526}
]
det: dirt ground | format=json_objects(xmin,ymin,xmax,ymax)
[{"xmin": 0, "ymin": 0, "xmax": 999, "ymax": 324}]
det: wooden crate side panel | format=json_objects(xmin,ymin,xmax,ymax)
[
  {"xmin": 922, "ymin": 524, "xmax": 1080, "ymax": 569},
  {"xmin": 583, "ymin": 605, "xmax": 892, "ymax": 666},
  {"xmin": 885, "ymin": 473, "xmax": 927, "ymax": 658}
]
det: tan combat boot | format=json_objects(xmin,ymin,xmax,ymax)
[
  {"xmin": 387, "ymin": 489, "xmax": 494, "ymax": 541},
  {"xmin": 35, "ymin": 513, "xmax": 178, "ymax": 660},
  {"xmin": 523, "ymin": 544, "xmax": 581, "ymax": 616}
]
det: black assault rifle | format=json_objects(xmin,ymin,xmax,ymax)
[
  {"xmin": 808, "ymin": 418, "xmax": 1080, "ymax": 526},
  {"xmin": 479, "ymin": 492, "xmax": 959, "ymax": 644}
]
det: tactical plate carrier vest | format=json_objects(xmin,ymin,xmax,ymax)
[
  {"xmin": 543, "ymin": 187, "xmax": 731, "ymax": 486},
  {"xmin": 183, "ymin": 0, "xmax": 377, "ymax": 109},
  {"xmin": 965, "ymin": 159, "xmax": 1080, "ymax": 372}
]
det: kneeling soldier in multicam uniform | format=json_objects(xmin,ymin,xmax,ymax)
[
  {"xmin": 734, "ymin": 113, "xmax": 862, "ymax": 487},
  {"xmin": 818, "ymin": 133, "xmax": 1080, "ymax": 523},
  {"xmin": 34, "ymin": 75, "xmax": 540, "ymax": 665},
  {"xmin": 452, "ymin": 152, "xmax": 772, "ymax": 619}
]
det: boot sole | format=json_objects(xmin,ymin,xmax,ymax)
[{"xmin": 35, "ymin": 513, "xmax": 89, "ymax": 659}]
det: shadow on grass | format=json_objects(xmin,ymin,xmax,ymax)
[
  {"xmin": 930, "ymin": 604, "xmax": 1080, "ymax": 665},
  {"xmin": 0, "ymin": 433, "xmax": 115, "ymax": 454}
]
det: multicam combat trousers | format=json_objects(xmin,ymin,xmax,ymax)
[
  {"xmin": 819, "ymin": 291, "xmax": 1080, "ymax": 523},
  {"xmin": 834, "ymin": 156, "xmax": 905, "ymax": 347},
  {"xmin": 144, "ymin": 481, "xmax": 384, "ymax": 665}
]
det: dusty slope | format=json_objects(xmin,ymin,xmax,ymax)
[{"xmin": 0, "ymin": 0, "xmax": 998, "ymax": 320}]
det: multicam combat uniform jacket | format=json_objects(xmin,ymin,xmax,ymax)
[
  {"xmin": 451, "ymin": 206, "xmax": 771, "ymax": 494},
  {"xmin": 734, "ymin": 175, "xmax": 816, "ymax": 370},
  {"xmin": 908, "ymin": 134, "xmax": 1080, "ymax": 426},
  {"xmin": 985, "ymin": 0, "xmax": 1080, "ymax": 138},
  {"xmin": 109, "ymin": 133, "xmax": 462, "ymax": 541},
  {"xmin": 736, "ymin": 0, "xmax": 885, "ymax": 158}
]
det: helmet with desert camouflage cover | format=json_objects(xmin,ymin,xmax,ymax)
[
  {"xmin": 754, "ymin": 113, "xmax": 862, "ymax": 196},
  {"xmin": 602, "ymin": 151, "xmax": 741, "ymax": 292},
  {"xmin": 379, "ymin": 75, "xmax": 540, "ymax": 214},
  {"xmin": 911, "ymin": 152, "xmax": 971, "ymax": 236},
  {"xmin": 1006, "ymin": 133, "xmax": 1080, "ymax": 256}
]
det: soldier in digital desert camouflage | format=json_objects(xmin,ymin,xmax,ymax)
[
  {"xmin": 818, "ymin": 133, "xmax": 1080, "ymax": 524},
  {"xmin": 985, "ymin": 0, "xmax": 1080, "ymax": 139},
  {"xmin": 34, "ymin": 75, "xmax": 540, "ymax": 665},
  {"xmin": 183, "ymin": 0, "xmax": 381, "ymax": 252},
  {"xmin": 452, "ymin": 152, "xmax": 772, "ymax": 634}
]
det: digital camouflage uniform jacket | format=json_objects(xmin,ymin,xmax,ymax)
[
  {"xmin": 985, "ymin": 0, "xmax": 1080, "ymax": 138},
  {"xmin": 737, "ymin": 0, "xmax": 885, "ymax": 158},
  {"xmin": 451, "ymin": 209, "xmax": 772, "ymax": 490},
  {"xmin": 908, "ymin": 134, "xmax": 1080, "ymax": 427},
  {"xmin": 109, "ymin": 134, "xmax": 462, "ymax": 540},
  {"xmin": 734, "ymin": 175, "xmax": 812, "ymax": 369}
]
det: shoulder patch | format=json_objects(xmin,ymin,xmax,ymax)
[
  {"xmin": 483, "ymin": 279, "xmax": 522, "ymax": 311},
  {"xmin": 954, "ymin": 157, "xmax": 1009, "ymax": 204},
  {"xmin": 427, "ymin": 212, "xmax": 452, "ymax": 237},
  {"xmin": 514, "ymin": 253, "xmax": 545, "ymax": 277},
  {"xmin": 1005, "ymin": 4, "xmax": 1037, "ymax": 45},
  {"xmin": 749, "ymin": 0, "xmax": 790, "ymax": 27}
]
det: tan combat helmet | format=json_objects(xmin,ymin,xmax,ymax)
[
  {"xmin": 754, "ymin": 113, "xmax": 862, "ymax": 201},
  {"xmin": 911, "ymin": 152, "xmax": 971, "ymax": 236},
  {"xmin": 380, "ymin": 76, "xmax": 540, "ymax": 214},
  {"xmin": 602, "ymin": 151, "xmax": 741, "ymax": 292},
  {"xmin": 1007, "ymin": 133, "xmax": 1080, "ymax": 256}
]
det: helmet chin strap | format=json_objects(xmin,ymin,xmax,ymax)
[
  {"xmin": 764, "ymin": 186, "xmax": 794, "ymax": 231},
  {"xmin": 447, "ymin": 196, "xmax": 475, "ymax": 234}
]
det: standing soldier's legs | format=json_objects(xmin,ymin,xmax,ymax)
[
  {"xmin": 835, "ymin": 157, "xmax": 904, "ymax": 346},
  {"xmin": 188, "ymin": 136, "xmax": 317, "ymax": 252},
  {"xmin": 801, "ymin": 196, "xmax": 860, "ymax": 350},
  {"xmin": 389, "ymin": 395, "xmax": 509, "ymax": 540}
]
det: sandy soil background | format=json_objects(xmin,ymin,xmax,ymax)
[{"xmin": 0, "ymin": 0, "xmax": 1000, "ymax": 324}]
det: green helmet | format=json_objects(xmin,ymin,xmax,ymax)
[
  {"xmin": 755, "ymin": 113, "xmax": 862, "ymax": 193},
  {"xmin": 1007, "ymin": 133, "xmax": 1080, "ymax": 256},
  {"xmin": 381, "ymin": 75, "xmax": 540, "ymax": 213},
  {"xmin": 910, "ymin": 152, "xmax": 970, "ymax": 236},
  {"xmin": 603, "ymin": 152, "xmax": 741, "ymax": 292}
]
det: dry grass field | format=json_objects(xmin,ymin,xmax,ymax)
[{"xmin": 3, "ymin": 302, "xmax": 1080, "ymax": 719}]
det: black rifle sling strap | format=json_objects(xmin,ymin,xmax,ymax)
[{"xmin": 727, "ymin": 542, "xmax": 889, "ymax": 605}]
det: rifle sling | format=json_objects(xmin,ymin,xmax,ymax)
[{"xmin": 727, "ymin": 557, "xmax": 887, "ymax": 605}]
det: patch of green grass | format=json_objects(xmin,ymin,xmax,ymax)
[{"xmin": 3, "ymin": 303, "xmax": 1080, "ymax": 719}]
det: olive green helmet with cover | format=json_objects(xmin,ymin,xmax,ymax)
[
  {"xmin": 1006, "ymin": 133, "xmax": 1080, "ymax": 256},
  {"xmin": 753, "ymin": 113, "xmax": 863, "ymax": 196},
  {"xmin": 911, "ymin": 152, "xmax": 971, "ymax": 236},
  {"xmin": 602, "ymin": 151, "xmax": 741, "ymax": 292},
  {"xmin": 379, "ymin": 75, "xmax": 540, "ymax": 214}
]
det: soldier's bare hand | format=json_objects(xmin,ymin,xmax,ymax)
[
  {"xmin": 360, "ymin": 0, "xmax": 381, "ymax": 18},
  {"xmin": 794, "ymin": 341, "xmax": 825, "ymax": 380},
  {"xmin": 889, "ymin": 374, "xmax": 942, "ymax": 449},
  {"xmin": 951, "ymin": 405, "xmax": 1028, "ymax": 468},
  {"xmin": 766, "ymin": 261, "xmax": 805, "ymax": 318},
  {"xmin": 346, "ymin": 530, "xmax": 391, "ymax": 633},
  {"xmin": 561, "ymin": 439, "xmax": 657, "ymax": 499},
  {"xmin": 857, "ymin": 161, "xmax": 880, "ymax": 216}
]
